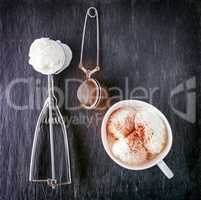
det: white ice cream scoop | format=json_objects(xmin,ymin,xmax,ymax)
[
  {"xmin": 107, "ymin": 107, "xmax": 136, "ymax": 139},
  {"xmin": 29, "ymin": 38, "xmax": 72, "ymax": 75},
  {"xmin": 135, "ymin": 110, "xmax": 167, "ymax": 154},
  {"xmin": 112, "ymin": 139, "xmax": 147, "ymax": 166}
]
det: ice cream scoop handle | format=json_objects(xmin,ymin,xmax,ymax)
[{"xmin": 157, "ymin": 160, "xmax": 174, "ymax": 179}]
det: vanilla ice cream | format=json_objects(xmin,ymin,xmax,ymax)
[
  {"xmin": 112, "ymin": 139, "xmax": 147, "ymax": 165},
  {"xmin": 135, "ymin": 110, "xmax": 167, "ymax": 154},
  {"xmin": 107, "ymin": 107, "xmax": 168, "ymax": 166},
  {"xmin": 107, "ymin": 107, "xmax": 136, "ymax": 139},
  {"xmin": 29, "ymin": 38, "xmax": 72, "ymax": 75}
]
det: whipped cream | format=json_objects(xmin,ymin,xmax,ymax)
[{"xmin": 29, "ymin": 38, "xmax": 72, "ymax": 75}]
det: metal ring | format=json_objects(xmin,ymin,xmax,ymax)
[
  {"xmin": 87, "ymin": 7, "xmax": 97, "ymax": 18},
  {"xmin": 78, "ymin": 78, "xmax": 101, "ymax": 110}
]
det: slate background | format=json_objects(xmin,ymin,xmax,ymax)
[{"xmin": 0, "ymin": 0, "xmax": 200, "ymax": 199}]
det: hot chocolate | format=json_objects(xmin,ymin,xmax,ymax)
[{"xmin": 107, "ymin": 106, "xmax": 167, "ymax": 166}]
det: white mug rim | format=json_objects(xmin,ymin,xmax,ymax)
[{"xmin": 101, "ymin": 100, "xmax": 173, "ymax": 170}]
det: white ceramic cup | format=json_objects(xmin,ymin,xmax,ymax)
[{"xmin": 101, "ymin": 100, "xmax": 174, "ymax": 179}]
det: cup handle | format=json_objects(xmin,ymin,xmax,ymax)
[{"xmin": 157, "ymin": 160, "xmax": 174, "ymax": 179}]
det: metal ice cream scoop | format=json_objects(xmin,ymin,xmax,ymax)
[{"xmin": 29, "ymin": 38, "xmax": 72, "ymax": 189}]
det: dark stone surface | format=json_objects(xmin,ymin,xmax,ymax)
[{"xmin": 0, "ymin": 0, "xmax": 200, "ymax": 199}]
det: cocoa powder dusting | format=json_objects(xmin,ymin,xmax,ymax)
[{"xmin": 127, "ymin": 123, "xmax": 147, "ymax": 152}]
